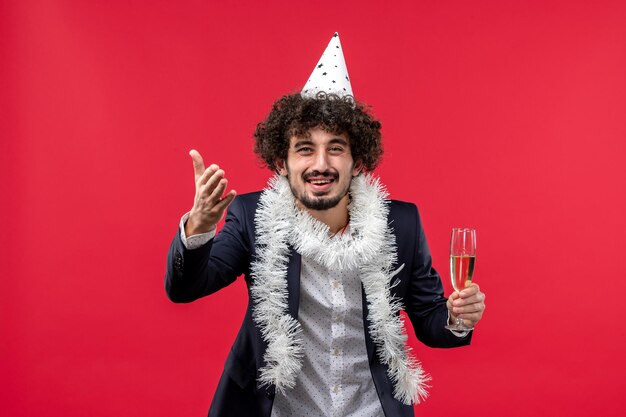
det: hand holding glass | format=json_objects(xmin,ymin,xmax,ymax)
[{"xmin": 445, "ymin": 228, "xmax": 476, "ymax": 332}]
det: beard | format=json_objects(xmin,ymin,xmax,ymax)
[
  {"xmin": 297, "ymin": 191, "xmax": 346, "ymax": 210},
  {"xmin": 287, "ymin": 170, "xmax": 352, "ymax": 211}
]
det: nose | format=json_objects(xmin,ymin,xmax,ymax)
[{"xmin": 312, "ymin": 149, "xmax": 330, "ymax": 171}]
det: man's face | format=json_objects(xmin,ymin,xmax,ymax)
[{"xmin": 279, "ymin": 127, "xmax": 361, "ymax": 211}]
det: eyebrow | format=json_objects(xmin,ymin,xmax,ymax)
[
  {"xmin": 328, "ymin": 137, "xmax": 349, "ymax": 146},
  {"xmin": 293, "ymin": 139, "xmax": 314, "ymax": 148},
  {"xmin": 293, "ymin": 137, "xmax": 349, "ymax": 148}
]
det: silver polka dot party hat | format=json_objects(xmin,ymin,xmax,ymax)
[{"xmin": 301, "ymin": 33, "xmax": 353, "ymax": 98}]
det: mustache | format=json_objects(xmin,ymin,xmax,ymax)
[{"xmin": 303, "ymin": 171, "xmax": 339, "ymax": 181}]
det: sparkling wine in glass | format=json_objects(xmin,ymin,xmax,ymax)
[{"xmin": 445, "ymin": 228, "xmax": 476, "ymax": 332}]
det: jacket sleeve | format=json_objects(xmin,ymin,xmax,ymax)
[
  {"xmin": 402, "ymin": 203, "xmax": 472, "ymax": 348},
  {"xmin": 165, "ymin": 196, "xmax": 252, "ymax": 303}
]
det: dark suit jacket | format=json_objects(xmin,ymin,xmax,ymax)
[{"xmin": 166, "ymin": 192, "xmax": 471, "ymax": 417}]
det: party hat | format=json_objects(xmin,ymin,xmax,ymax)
[{"xmin": 301, "ymin": 33, "xmax": 353, "ymax": 98}]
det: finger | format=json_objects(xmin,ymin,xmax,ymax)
[
  {"xmin": 446, "ymin": 297, "xmax": 454, "ymax": 312},
  {"xmin": 203, "ymin": 190, "xmax": 236, "ymax": 225},
  {"xmin": 207, "ymin": 178, "xmax": 228, "ymax": 204},
  {"xmin": 199, "ymin": 169, "xmax": 226, "ymax": 198},
  {"xmin": 453, "ymin": 291, "xmax": 485, "ymax": 307},
  {"xmin": 197, "ymin": 164, "xmax": 221, "ymax": 188},
  {"xmin": 452, "ymin": 302, "xmax": 485, "ymax": 315},
  {"xmin": 448, "ymin": 291, "xmax": 461, "ymax": 301},
  {"xmin": 189, "ymin": 149, "xmax": 206, "ymax": 180},
  {"xmin": 456, "ymin": 305, "xmax": 484, "ymax": 318},
  {"xmin": 452, "ymin": 292, "xmax": 473, "ymax": 306},
  {"xmin": 213, "ymin": 189, "xmax": 237, "ymax": 211},
  {"xmin": 459, "ymin": 283, "xmax": 480, "ymax": 298}
]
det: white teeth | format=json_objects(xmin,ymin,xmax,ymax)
[{"xmin": 309, "ymin": 179, "xmax": 332, "ymax": 184}]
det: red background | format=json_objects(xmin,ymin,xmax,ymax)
[{"xmin": 2, "ymin": 1, "xmax": 625, "ymax": 416}]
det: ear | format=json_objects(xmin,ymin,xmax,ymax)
[
  {"xmin": 352, "ymin": 160, "xmax": 363, "ymax": 177},
  {"xmin": 276, "ymin": 159, "xmax": 288, "ymax": 176}
]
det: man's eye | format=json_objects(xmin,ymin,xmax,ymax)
[
  {"xmin": 329, "ymin": 146, "xmax": 344, "ymax": 153},
  {"xmin": 296, "ymin": 147, "xmax": 313, "ymax": 153}
]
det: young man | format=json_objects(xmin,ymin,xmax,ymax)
[{"xmin": 165, "ymin": 34, "xmax": 485, "ymax": 417}]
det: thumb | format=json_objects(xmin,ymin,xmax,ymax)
[{"xmin": 189, "ymin": 149, "xmax": 205, "ymax": 180}]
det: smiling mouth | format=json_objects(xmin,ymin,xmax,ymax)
[
  {"xmin": 304, "ymin": 174, "xmax": 338, "ymax": 195},
  {"xmin": 307, "ymin": 178, "xmax": 334, "ymax": 185},
  {"xmin": 303, "ymin": 171, "xmax": 338, "ymax": 185}
]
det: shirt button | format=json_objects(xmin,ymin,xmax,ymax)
[{"xmin": 333, "ymin": 347, "xmax": 341, "ymax": 356}]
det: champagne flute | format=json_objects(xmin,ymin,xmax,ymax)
[{"xmin": 445, "ymin": 228, "xmax": 476, "ymax": 332}]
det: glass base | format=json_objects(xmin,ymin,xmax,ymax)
[{"xmin": 445, "ymin": 323, "xmax": 474, "ymax": 332}]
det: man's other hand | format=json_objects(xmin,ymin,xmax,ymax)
[{"xmin": 446, "ymin": 283, "xmax": 486, "ymax": 328}]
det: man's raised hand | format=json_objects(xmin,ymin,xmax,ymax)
[{"xmin": 185, "ymin": 149, "xmax": 237, "ymax": 237}]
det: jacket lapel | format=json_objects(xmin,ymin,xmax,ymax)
[
  {"xmin": 286, "ymin": 248, "xmax": 301, "ymax": 319},
  {"xmin": 361, "ymin": 286, "xmax": 376, "ymax": 361}
]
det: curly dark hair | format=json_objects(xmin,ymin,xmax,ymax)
[{"xmin": 253, "ymin": 92, "xmax": 383, "ymax": 172}]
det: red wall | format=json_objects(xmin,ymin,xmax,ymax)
[{"xmin": 2, "ymin": 1, "xmax": 625, "ymax": 416}]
